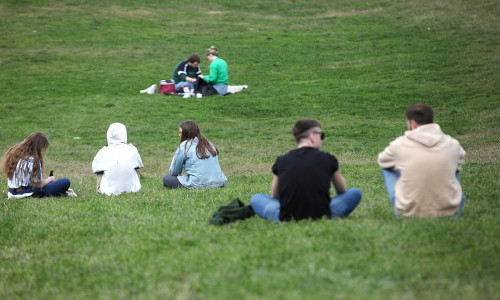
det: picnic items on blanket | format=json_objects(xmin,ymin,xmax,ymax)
[
  {"xmin": 140, "ymin": 80, "xmax": 248, "ymax": 97},
  {"xmin": 194, "ymin": 78, "xmax": 218, "ymax": 96},
  {"xmin": 140, "ymin": 80, "xmax": 175, "ymax": 95},
  {"xmin": 160, "ymin": 80, "xmax": 175, "ymax": 94},
  {"xmin": 194, "ymin": 78, "xmax": 248, "ymax": 96},
  {"xmin": 140, "ymin": 84, "xmax": 157, "ymax": 94}
]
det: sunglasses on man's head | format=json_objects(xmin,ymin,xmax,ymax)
[{"xmin": 312, "ymin": 131, "xmax": 325, "ymax": 140}]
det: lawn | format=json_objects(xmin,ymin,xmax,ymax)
[{"xmin": 0, "ymin": 0, "xmax": 499, "ymax": 299}]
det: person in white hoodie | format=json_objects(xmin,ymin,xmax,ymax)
[
  {"xmin": 92, "ymin": 123, "xmax": 144, "ymax": 196},
  {"xmin": 377, "ymin": 103, "xmax": 466, "ymax": 217}
]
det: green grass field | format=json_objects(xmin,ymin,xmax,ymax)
[{"xmin": 1, "ymin": 0, "xmax": 499, "ymax": 299}]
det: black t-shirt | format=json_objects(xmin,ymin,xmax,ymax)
[{"xmin": 272, "ymin": 147, "xmax": 339, "ymax": 221}]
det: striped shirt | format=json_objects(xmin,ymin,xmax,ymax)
[{"xmin": 7, "ymin": 157, "xmax": 43, "ymax": 189}]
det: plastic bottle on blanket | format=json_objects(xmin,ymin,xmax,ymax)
[{"xmin": 183, "ymin": 85, "xmax": 191, "ymax": 98}]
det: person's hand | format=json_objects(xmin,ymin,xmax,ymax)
[
  {"xmin": 48, "ymin": 176, "xmax": 56, "ymax": 183},
  {"xmin": 198, "ymin": 74, "xmax": 204, "ymax": 79}
]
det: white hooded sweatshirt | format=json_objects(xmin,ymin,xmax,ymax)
[
  {"xmin": 378, "ymin": 123, "xmax": 466, "ymax": 217},
  {"xmin": 92, "ymin": 123, "xmax": 144, "ymax": 196}
]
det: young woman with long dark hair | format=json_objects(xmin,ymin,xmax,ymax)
[
  {"xmin": 163, "ymin": 121, "xmax": 227, "ymax": 189},
  {"xmin": 1, "ymin": 132, "xmax": 72, "ymax": 199}
]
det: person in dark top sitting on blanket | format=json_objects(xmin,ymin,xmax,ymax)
[
  {"xmin": 250, "ymin": 119, "xmax": 362, "ymax": 222},
  {"xmin": 172, "ymin": 54, "xmax": 202, "ymax": 92}
]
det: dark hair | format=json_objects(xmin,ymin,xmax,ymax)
[
  {"xmin": 179, "ymin": 121, "xmax": 219, "ymax": 159},
  {"xmin": 188, "ymin": 54, "xmax": 200, "ymax": 63},
  {"xmin": 1, "ymin": 132, "xmax": 49, "ymax": 185},
  {"xmin": 405, "ymin": 103, "xmax": 434, "ymax": 125},
  {"xmin": 292, "ymin": 119, "xmax": 321, "ymax": 142}
]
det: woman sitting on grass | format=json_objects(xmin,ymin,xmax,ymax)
[
  {"xmin": 163, "ymin": 121, "xmax": 227, "ymax": 189},
  {"xmin": 1, "ymin": 132, "xmax": 72, "ymax": 199},
  {"xmin": 197, "ymin": 46, "xmax": 229, "ymax": 95}
]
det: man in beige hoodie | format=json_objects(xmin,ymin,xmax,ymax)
[{"xmin": 378, "ymin": 103, "xmax": 466, "ymax": 217}]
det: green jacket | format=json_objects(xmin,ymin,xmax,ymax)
[
  {"xmin": 172, "ymin": 60, "xmax": 202, "ymax": 84},
  {"xmin": 203, "ymin": 57, "xmax": 228, "ymax": 84},
  {"xmin": 210, "ymin": 198, "xmax": 255, "ymax": 225}
]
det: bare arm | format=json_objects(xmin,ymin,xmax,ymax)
[
  {"xmin": 96, "ymin": 172, "xmax": 103, "ymax": 193},
  {"xmin": 36, "ymin": 176, "xmax": 56, "ymax": 188},
  {"xmin": 270, "ymin": 174, "xmax": 279, "ymax": 199},
  {"xmin": 332, "ymin": 170, "xmax": 347, "ymax": 195}
]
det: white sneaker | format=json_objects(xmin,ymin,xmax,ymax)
[
  {"xmin": 7, "ymin": 192, "xmax": 33, "ymax": 199},
  {"xmin": 182, "ymin": 93, "xmax": 191, "ymax": 99},
  {"xmin": 65, "ymin": 189, "xmax": 77, "ymax": 197}
]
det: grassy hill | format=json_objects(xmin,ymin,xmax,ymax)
[{"xmin": 0, "ymin": 0, "xmax": 498, "ymax": 299}]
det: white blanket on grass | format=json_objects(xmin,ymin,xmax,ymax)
[{"xmin": 140, "ymin": 84, "xmax": 248, "ymax": 95}]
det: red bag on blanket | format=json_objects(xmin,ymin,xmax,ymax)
[{"xmin": 159, "ymin": 80, "xmax": 175, "ymax": 94}]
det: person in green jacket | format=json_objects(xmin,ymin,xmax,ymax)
[{"xmin": 198, "ymin": 46, "xmax": 228, "ymax": 95}]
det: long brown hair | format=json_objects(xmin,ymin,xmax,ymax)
[
  {"xmin": 179, "ymin": 121, "xmax": 219, "ymax": 159},
  {"xmin": 1, "ymin": 132, "xmax": 49, "ymax": 183}
]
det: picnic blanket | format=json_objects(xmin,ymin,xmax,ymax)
[{"xmin": 140, "ymin": 82, "xmax": 248, "ymax": 96}]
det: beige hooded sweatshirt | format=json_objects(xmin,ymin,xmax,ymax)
[{"xmin": 378, "ymin": 123, "xmax": 465, "ymax": 217}]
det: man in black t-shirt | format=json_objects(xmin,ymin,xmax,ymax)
[{"xmin": 250, "ymin": 119, "xmax": 362, "ymax": 222}]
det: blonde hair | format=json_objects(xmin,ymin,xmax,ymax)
[{"xmin": 206, "ymin": 46, "xmax": 218, "ymax": 56}]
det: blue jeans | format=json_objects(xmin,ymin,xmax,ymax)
[
  {"xmin": 175, "ymin": 81, "xmax": 194, "ymax": 92},
  {"xmin": 381, "ymin": 169, "xmax": 465, "ymax": 216},
  {"xmin": 213, "ymin": 84, "xmax": 228, "ymax": 95},
  {"xmin": 9, "ymin": 178, "xmax": 71, "ymax": 197},
  {"xmin": 250, "ymin": 188, "xmax": 362, "ymax": 222}
]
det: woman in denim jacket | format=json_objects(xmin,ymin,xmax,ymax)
[{"xmin": 163, "ymin": 121, "xmax": 227, "ymax": 189}]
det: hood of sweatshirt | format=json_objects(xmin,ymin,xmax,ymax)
[
  {"xmin": 107, "ymin": 122, "xmax": 127, "ymax": 146},
  {"xmin": 404, "ymin": 123, "xmax": 444, "ymax": 148}
]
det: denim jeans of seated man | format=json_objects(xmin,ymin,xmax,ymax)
[
  {"xmin": 381, "ymin": 169, "xmax": 466, "ymax": 217},
  {"xmin": 175, "ymin": 81, "xmax": 194, "ymax": 92},
  {"xmin": 250, "ymin": 188, "xmax": 362, "ymax": 223},
  {"xmin": 9, "ymin": 178, "xmax": 71, "ymax": 197}
]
